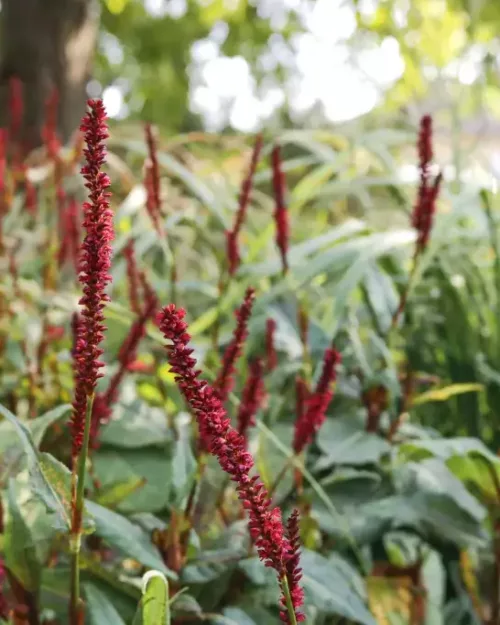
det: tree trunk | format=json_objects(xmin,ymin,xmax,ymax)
[{"xmin": 0, "ymin": 0, "xmax": 98, "ymax": 149}]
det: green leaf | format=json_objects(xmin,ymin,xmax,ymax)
[
  {"xmin": 92, "ymin": 447, "xmax": 171, "ymax": 514},
  {"xmin": 170, "ymin": 421, "xmax": 196, "ymax": 506},
  {"xmin": 300, "ymin": 550, "xmax": 376, "ymax": 624},
  {"xmin": 85, "ymin": 583, "xmax": 127, "ymax": 625},
  {"xmin": 401, "ymin": 459, "xmax": 486, "ymax": 522},
  {"xmin": 398, "ymin": 437, "xmax": 498, "ymax": 464},
  {"xmin": 142, "ymin": 571, "xmax": 170, "ymax": 625},
  {"xmin": 30, "ymin": 405, "xmax": 72, "ymax": 446},
  {"xmin": 84, "ymin": 500, "xmax": 176, "ymax": 579},
  {"xmin": 4, "ymin": 479, "xmax": 41, "ymax": 592},
  {"xmin": 220, "ymin": 607, "xmax": 258, "ymax": 625},
  {"xmin": 0, "ymin": 403, "xmax": 70, "ymax": 453},
  {"xmin": 315, "ymin": 416, "xmax": 391, "ymax": 470},
  {"xmin": 94, "ymin": 477, "xmax": 147, "ymax": 508},
  {"xmin": 0, "ymin": 403, "xmax": 71, "ymax": 530},
  {"xmin": 99, "ymin": 401, "xmax": 172, "ymax": 449}
]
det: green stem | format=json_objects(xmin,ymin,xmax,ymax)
[
  {"xmin": 281, "ymin": 575, "xmax": 298, "ymax": 625},
  {"xmin": 268, "ymin": 457, "xmax": 294, "ymax": 498},
  {"xmin": 159, "ymin": 235, "xmax": 177, "ymax": 305},
  {"xmin": 389, "ymin": 248, "xmax": 421, "ymax": 341},
  {"xmin": 69, "ymin": 393, "xmax": 94, "ymax": 625},
  {"xmin": 211, "ymin": 275, "xmax": 229, "ymax": 351}
]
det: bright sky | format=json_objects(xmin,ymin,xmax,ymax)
[{"xmin": 98, "ymin": 0, "xmax": 474, "ymax": 132}]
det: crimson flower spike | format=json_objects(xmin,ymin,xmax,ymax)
[
  {"xmin": 293, "ymin": 348, "xmax": 341, "ymax": 455},
  {"xmin": 265, "ymin": 318, "xmax": 278, "ymax": 371},
  {"xmin": 71, "ymin": 99, "xmax": 113, "ymax": 459},
  {"xmin": 144, "ymin": 123, "xmax": 163, "ymax": 235},
  {"xmin": 158, "ymin": 305, "xmax": 305, "ymax": 623},
  {"xmin": 411, "ymin": 115, "xmax": 442, "ymax": 253},
  {"xmin": 237, "ymin": 358, "xmax": 266, "ymax": 443},
  {"xmin": 139, "ymin": 269, "xmax": 160, "ymax": 321},
  {"xmin": 271, "ymin": 145, "xmax": 290, "ymax": 275},
  {"xmin": 281, "ymin": 510, "xmax": 304, "ymax": 624},
  {"xmin": 295, "ymin": 376, "xmax": 309, "ymax": 424},
  {"xmin": 214, "ymin": 287, "xmax": 256, "ymax": 403},
  {"xmin": 226, "ymin": 134, "xmax": 263, "ymax": 276},
  {"xmin": 123, "ymin": 239, "xmax": 141, "ymax": 315}
]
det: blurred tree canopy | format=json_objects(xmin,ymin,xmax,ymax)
[
  {"xmin": 96, "ymin": 0, "xmax": 500, "ymax": 136},
  {"xmin": 1, "ymin": 0, "xmax": 500, "ymax": 140}
]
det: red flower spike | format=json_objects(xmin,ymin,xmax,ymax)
[
  {"xmin": 293, "ymin": 348, "xmax": 341, "ymax": 455},
  {"xmin": 139, "ymin": 270, "xmax": 160, "ymax": 323},
  {"xmin": 297, "ymin": 306, "xmax": 308, "ymax": 348},
  {"xmin": 226, "ymin": 134, "xmax": 263, "ymax": 276},
  {"xmin": 295, "ymin": 377, "xmax": 309, "ymax": 424},
  {"xmin": 91, "ymin": 296, "xmax": 157, "ymax": 444},
  {"xmin": 123, "ymin": 240, "xmax": 141, "ymax": 315},
  {"xmin": 71, "ymin": 99, "xmax": 114, "ymax": 458},
  {"xmin": 280, "ymin": 510, "xmax": 305, "ymax": 623},
  {"xmin": 144, "ymin": 123, "xmax": 163, "ymax": 235},
  {"xmin": 158, "ymin": 305, "xmax": 304, "ymax": 623},
  {"xmin": 71, "ymin": 312, "xmax": 83, "ymax": 360},
  {"xmin": 411, "ymin": 115, "xmax": 442, "ymax": 253},
  {"xmin": 237, "ymin": 358, "xmax": 265, "ymax": 442},
  {"xmin": 271, "ymin": 145, "xmax": 289, "ymax": 275},
  {"xmin": 265, "ymin": 318, "xmax": 278, "ymax": 371},
  {"xmin": 214, "ymin": 287, "xmax": 256, "ymax": 403}
]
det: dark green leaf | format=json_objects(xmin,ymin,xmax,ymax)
[
  {"xmin": 84, "ymin": 500, "xmax": 176, "ymax": 579},
  {"xmin": 85, "ymin": 583, "xmax": 127, "ymax": 625},
  {"xmin": 4, "ymin": 480, "xmax": 41, "ymax": 592}
]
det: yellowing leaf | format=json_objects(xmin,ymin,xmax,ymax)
[
  {"xmin": 158, "ymin": 363, "xmax": 176, "ymax": 385},
  {"xmin": 412, "ymin": 383, "xmax": 483, "ymax": 406}
]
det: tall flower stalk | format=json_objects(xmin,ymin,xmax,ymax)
[
  {"xmin": 225, "ymin": 134, "xmax": 263, "ymax": 276},
  {"xmin": 144, "ymin": 123, "xmax": 177, "ymax": 303},
  {"xmin": 270, "ymin": 348, "xmax": 341, "ymax": 495},
  {"xmin": 271, "ymin": 145, "xmax": 289, "ymax": 275},
  {"xmin": 391, "ymin": 115, "xmax": 442, "ymax": 330},
  {"xmin": 69, "ymin": 99, "xmax": 113, "ymax": 625},
  {"xmin": 214, "ymin": 287, "xmax": 255, "ymax": 404},
  {"xmin": 237, "ymin": 358, "xmax": 265, "ymax": 442},
  {"xmin": 158, "ymin": 305, "xmax": 305, "ymax": 624}
]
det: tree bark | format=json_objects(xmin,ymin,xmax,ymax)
[{"xmin": 0, "ymin": 0, "xmax": 98, "ymax": 149}]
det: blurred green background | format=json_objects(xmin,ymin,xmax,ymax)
[{"xmin": 95, "ymin": 0, "xmax": 500, "ymax": 138}]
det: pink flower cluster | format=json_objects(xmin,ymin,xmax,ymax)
[{"xmin": 158, "ymin": 304, "xmax": 304, "ymax": 623}]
